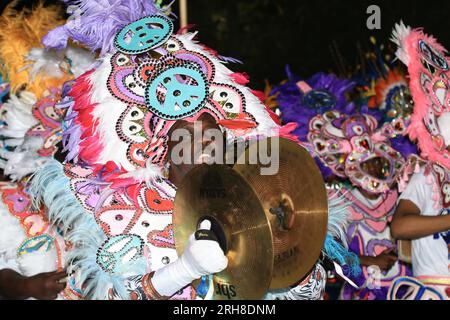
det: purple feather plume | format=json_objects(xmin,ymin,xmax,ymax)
[
  {"xmin": 271, "ymin": 66, "xmax": 357, "ymax": 179},
  {"xmin": 43, "ymin": 0, "xmax": 168, "ymax": 56},
  {"xmin": 272, "ymin": 66, "xmax": 356, "ymax": 142},
  {"xmin": 56, "ymin": 94, "xmax": 81, "ymax": 162}
]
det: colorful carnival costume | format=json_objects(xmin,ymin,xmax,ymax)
[
  {"xmin": 272, "ymin": 69, "xmax": 412, "ymax": 300},
  {"xmin": 0, "ymin": 1, "xmax": 94, "ymax": 180},
  {"xmin": 28, "ymin": 0, "xmax": 358, "ymax": 300},
  {"xmin": 0, "ymin": 2, "xmax": 94, "ymax": 294},
  {"xmin": 388, "ymin": 22, "xmax": 450, "ymax": 300}
]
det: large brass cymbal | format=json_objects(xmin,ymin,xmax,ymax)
[
  {"xmin": 173, "ymin": 164, "xmax": 273, "ymax": 300},
  {"xmin": 233, "ymin": 137, "xmax": 328, "ymax": 289}
]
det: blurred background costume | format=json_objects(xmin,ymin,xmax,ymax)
[{"xmin": 271, "ymin": 65, "xmax": 413, "ymax": 300}]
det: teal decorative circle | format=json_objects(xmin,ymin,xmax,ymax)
[
  {"xmin": 145, "ymin": 66, "xmax": 208, "ymax": 120},
  {"xmin": 96, "ymin": 234, "xmax": 144, "ymax": 274},
  {"xmin": 115, "ymin": 15, "xmax": 174, "ymax": 54}
]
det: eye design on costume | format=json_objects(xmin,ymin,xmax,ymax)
[
  {"xmin": 116, "ymin": 54, "xmax": 131, "ymax": 66},
  {"xmin": 424, "ymin": 109, "xmax": 440, "ymax": 135},
  {"xmin": 311, "ymin": 118, "xmax": 324, "ymax": 131},
  {"xmin": 352, "ymin": 125, "xmax": 364, "ymax": 136},
  {"xmin": 210, "ymin": 85, "xmax": 244, "ymax": 117},
  {"xmin": 166, "ymin": 39, "xmax": 182, "ymax": 52},
  {"xmin": 313, "ymin": 138, "xmax": 327, "ymax": 154},
  {"xmin": 324, "ymin": 155, "xmax": 338, "ymax": 165},
  {"xmin": 309, "ymin": 114, "xmax": 332, "ymax": 134},
  {"xmin": 140, "ymin": 65, "xmax": 155, "ymax": 82},
  {"xmin": 43, "ymin": 134, "xmax": 61, "ymax": 150},
  {"xmin": 120, "ymin": 107, "xmax": 146, "ymax": 143},
  {"xmin": 44, "ymin": 106, "xmax": 60, "ymax": 121},
  {"xmin": 391, "ymin": 118, "xmax": 407, "ymax": 134},
  {"xmin": 124, "ymin": 75, "xmax": 145, "ymax": 96},
  {"xmin": 374, "ymin": 143, "xmax": 389, "ymax": 153},
  {"xmin": 123, "ymin": 122, "xmax": 144, "ymax": 142},
  {"xmin": 32, "ymin": 124, "xmax": 46, "ymax": 132},
  {"xmin": 118, "ymin": 105, "xmax": 147, "ymax": 144},
  {"xmin": 132, "ymin": 147, "xmax": 147, "ymax": 162},
  {"xmin": 432, "ymin": 80, "xmax": 448, "ymax": 108}
]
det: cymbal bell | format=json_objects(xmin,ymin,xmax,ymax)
[
  {"xmin": 233, "ymin": 137, "xmax": 328, "ymax": 289},
  {"xmin": 173, "ymin": 164, "xmax": 273, "ymax": 300}
]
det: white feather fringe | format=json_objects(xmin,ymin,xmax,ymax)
[{"xmin": 391, "ymin": 21, "xmax": 412, "ymax": 65}]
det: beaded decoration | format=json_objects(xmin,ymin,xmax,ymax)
[
  {"xmin": 96, "ymin": 234, "xmax": 145, "ymax": 274},
  {"xmin": 60, "ymin": 13, "xmax": 279, "ymax": 172},
  {"xmin": 0, "ymin": 182, "xmax": 66, "ymax": 269},
  {"xmin": 26, "ymin": 88, "xmax": 65, "ymax": 157},
  {"xmin": 145, "ymin": 65, "xmax": 209, "ymax": 120},
  {"xmin": 393, "ymin": 22, "xmax": 450, "ymax": 170},
  {"xmin": 273, "ymin": 70, "xmax": 411, "ymax": 194},
  {"xmin": 308, "ymin": 111, "xmax": 405, "ymax": 194},
  {"xmin": 114, "ymin": 15, "xmax": 174, "ymax": 55}
]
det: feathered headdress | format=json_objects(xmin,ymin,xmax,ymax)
[
  {"xmin": 271, "ymin": 68, "xmax": 357, "ymax": 179},
  {"xmin": 0, "ymin": 74, "xmax": 9, "ymax": 103},
  {"xmin": 350, "ymin": 37, "xmax": 417, "ymax": 160},
  {"xmin": 49, "ymin": 7, "xmax": 282, "ymax": 176},
  {"xmin": 0, "ymin": 1, "xmax": 72, "ymax": 99},
  {"xmin": 0, "ymin": 2, "xmax": 96, "ymax": 180},
  {"xmin": 391, "ymin": 22, "xmax": 450, "ymax": 170},
  {"xmin": 272, "ymin": 68, "xmax": 407, "ymax": 194},
  {"xmin": 43, "ymin": 0, "xmax": 172, "ymax": 56}
]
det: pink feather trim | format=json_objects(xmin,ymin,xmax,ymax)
[
  {"xmin": 68, "ymin": 69, "xmax": 103, "ymax": 164},
  {"xmin": 396, "ymin": 26, "xmax": 450, "ymax": 169}
]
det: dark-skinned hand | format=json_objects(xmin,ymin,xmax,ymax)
[
  {"xmin": 370, "ymin": 248, "xmax": 398, "ymax": 271},
  {"xmin": 24, "ymin": 270, "xmax": 67, "ymax": 300}
]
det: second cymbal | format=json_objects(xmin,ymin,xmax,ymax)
[{"xmin": 233, "ymin": 137, "xmax": 328, "ymax": 289}]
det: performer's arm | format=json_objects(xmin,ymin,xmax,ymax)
[
  {"xmin": 142, "ymin": 220, "xmax": 228, "ymax": 299},
  {"xmin": 0, "ymin": 269, "xmax": 66, "ymax": 300},
  {"xmin": 391, "ymin": 199, "xmax": 450, "ymax": 240}
]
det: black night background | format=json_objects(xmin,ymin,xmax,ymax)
[{"xmin": 1, "ymin": 0, "xmax": 449, "ymax": 88}]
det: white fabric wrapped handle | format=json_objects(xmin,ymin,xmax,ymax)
[{"xmin": 151, "ymin": 220, "xmax": 228, "ymax": 297}]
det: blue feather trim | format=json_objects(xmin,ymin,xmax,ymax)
[
  {"xmin": 324, "ymin": 191, "xmax": 362, "ymax": 277},
  {"xmin": 30, "ymin": 160, "xmax": 147, "ymax": 300},
  {"xmin": 323, "ymin": 235, "xmax": 361, "ymax": 277}
]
